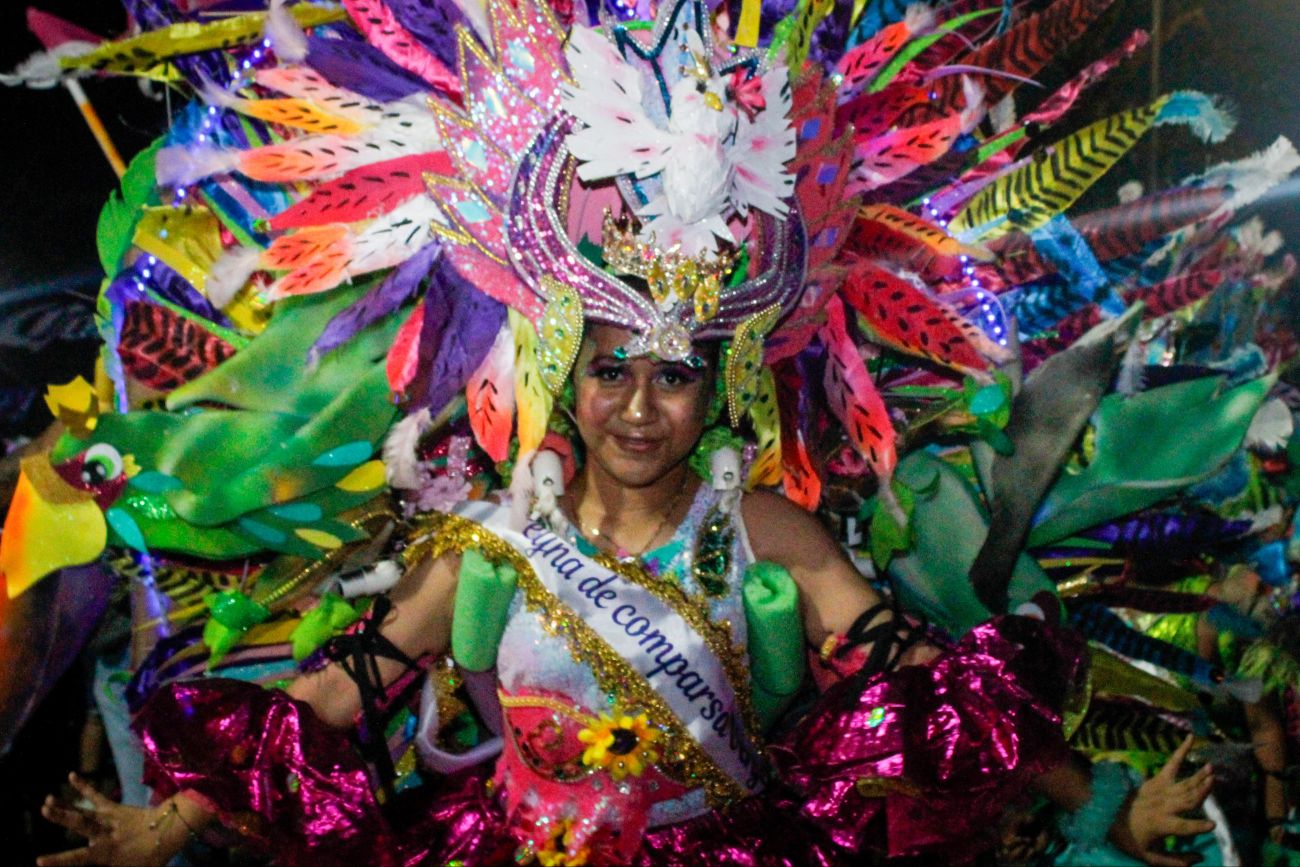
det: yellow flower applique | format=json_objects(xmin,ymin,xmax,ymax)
[{"xmin": 576, "ymin": 710, "xmax": 662, "ymax": 780}]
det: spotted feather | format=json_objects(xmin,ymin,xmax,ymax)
[
  {"xmin": 777, "ymin": 362, "xmax": 821, "ymax": 510},
  {"xmin": 222, "ymin": 97, "xmax": 366, "ymax": 135},
  {"xmin": 820, "ymin": 297, "xmax": 897, "ymax": 482},
  {"xmin": 851, "ymin": 205, "xmax": 992, "ymax": 281},
  {"xmin": 254, "ymin": 66, "xmax": 394, "ymax": 125},
  {"xmin": 907, "ymin": 0, "xmax": 1118, "ymax": 125},
  {"xmin": 118, "ymin": 301, "xmax": 236, "ymax": 392},
  {"xmin": 841, "ymin": 261, "xmax": 1008, "ymax": 378},
  {"xmin": 343, "ymin": 0, "xmax": 462, "ymax": 99},
  {"xmin": 268, "ymin": 152, "xmax": 454, "ymax": 230},
  {"xmin": 510, "ymin": 309, "xmax": 551, "ymax": 455},
  {"xmin": 466, "ymin": 323, "xmax": 515, "ymax": 462},
  {"xmin": 746, "ymin": 367, "xmax": 782, "ymax": 489}
]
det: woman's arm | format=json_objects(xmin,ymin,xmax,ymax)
[
  {"xmin": 741, "ymin": 490, "xmax": 937, "ymax": 671},
  {"xmin": 1244, "ymin": 698, "xmax": 1291, "ymax": 840},
  {"xmin": 38, "ymin": 551, "xmax": 460, "ymax": 866},
  {"xmin": 741, "ymin": 490, "xmax": 882, "ymax": 645},
  {"xmin": 1197, "ymin": 582, "xmax": 1288, "ymax": 839},
  {"xmin": 288, "ymin": 550, "xmax": 460, "ymax": 727}
]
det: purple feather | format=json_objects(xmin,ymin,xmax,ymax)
[
  {"xmin": 383, "ymin": 0, "xmax": 463, "ymax": 69},
  {"xmin": 410, "ymin": 262, "xmax": 506, "ymax": 415},
  {"xmin": 311, "ymin": 241, "xmax": 443, "ymax": 363},
  {"xmin": 131, "ymin": 258, "xmax": 232, "ymax": 327},
  {"xmin": 1080, "ymin": 510, "xmax": 1256, "ymax": 557},
  {"xmin": 808, "ymin": 0, "xmax": 855, "ymax": 70},
  {"xmin": 306, "ymin": 33, "xmax": 429, "ymax": 101}
]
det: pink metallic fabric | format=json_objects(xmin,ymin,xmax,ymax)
[{"xmin": 136, "ymin": 615, "xmax": 1084, "ymax": 866}]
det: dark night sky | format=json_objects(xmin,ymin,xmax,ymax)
[
  {"xmin": 0, "ymin": 2, "xmax": 168, "ymax": 294},
  {"xmin": 0, "ymin": 1, "xmax": 1297, "ymax": 295}
]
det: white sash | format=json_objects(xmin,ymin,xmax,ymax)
[{"xmin": 455, "ymin": 500, "xmax": 766, "ymax": 794}]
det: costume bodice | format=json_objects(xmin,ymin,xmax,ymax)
[{"xmin": 491, "ymin": 483, "xmax": 758, "ymax": 862}]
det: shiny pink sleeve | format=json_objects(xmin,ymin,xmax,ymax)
[{"xmin": 134, "ymin": 678, "xmax": 403, "ymax": 867}]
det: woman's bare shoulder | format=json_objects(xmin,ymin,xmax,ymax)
[{"xmin": 740, "ymin": 489, "xmax": 842, "ymax": 564}]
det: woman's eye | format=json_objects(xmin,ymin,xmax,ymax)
[
  {"xmin": 590, "ymin": 364, "xmax": 627, "ymax": 382},
  {"xmin": 656, "ymin": 367, "xmax": 697, "ymax": 387}
]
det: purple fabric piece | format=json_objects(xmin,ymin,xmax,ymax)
[
  {"xmin": 311, "ymin": 241, "xmax": 443, "ymax": 363},
  {"xmin": 769, "ymin": 615, "xmax": 1083, "ymax": 862},
  {"xmin": 383, "ymin": 0, "xmax": 462, "ymax": 69},
  {"xmin": 0, "ymin": 564, "xmax": 114, "ymax": 754},
  {"xmin": 136, "ymin": 681, "xmax": 406, "ymax": 867},
  {"xmin": 306, "ymin": 33, "xmax": 429, "ymax": 101},
  {"xmin": 409, "ymin": 261, "xmax": 506, "ymax": 415}
]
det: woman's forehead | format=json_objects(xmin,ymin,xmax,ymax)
[{"xmin": 579, "ymin": 325, "xmax": 717, "ymax": 369}]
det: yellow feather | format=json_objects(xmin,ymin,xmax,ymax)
[
  {"xmin": 510, "ymin": 309, "xmax": 551, "ymax": 455},
  {"xmin": 229, "ymin": 99, "xmax": 366, "ymax": 136},
  {"xmin": 133, "ymin": 206, "xmax": 225, "ymax": 294},
  {"xmin": 746, "ymin": 369, "xmax": 783, "ymax": 488},
  {"xmin": 59, "ymin": 6, "xmax": 345, "ymax": 78}
]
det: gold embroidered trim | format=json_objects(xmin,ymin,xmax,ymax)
[
  {"xmin": 498, "ymin": 691, "xmax": 598, "ymax": 727},
  {"xmin": 404, "ymin": 511, "xmax": 748, "ymax": 805}
]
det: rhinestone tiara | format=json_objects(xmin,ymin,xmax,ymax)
[{"xmin": 600, "ymin": 210, "xmax": 737, "ymax": 323}]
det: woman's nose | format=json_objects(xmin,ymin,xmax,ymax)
[{"xmin": 620, "ymin": 380, "xmax": 657, "ymax": 424}]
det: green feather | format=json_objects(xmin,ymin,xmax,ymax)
[{"xmin": 96, "ymin": 138, "xmax": 164, "ymax": 275}]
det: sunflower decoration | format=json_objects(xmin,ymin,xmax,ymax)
[
  {"xmin": 535, "ymin": 818, "xmax": 591, "ymax": 867},
  {"xmin": 576, "ymin": 710, "xmax": 662, "ymax": 780}
]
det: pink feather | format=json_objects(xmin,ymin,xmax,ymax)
[
  {"xmin": 466, "ymin": 323, "xmax": 516, "ymax": 462},
  {"xmin": 820, "ymin": 297, "xmax": 897, "ymax": 483},
  {"xmin": 342, "ymin": 0, "xmax": 462, "ymax": 100}
]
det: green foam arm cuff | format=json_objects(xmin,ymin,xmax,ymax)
[
  {"xmin": 751, "ymin": 684, "xmax": 798, "ymax": 732},
  {"xmin": 743, "ymin": 561, "xmax": 805, "ymax": 700},
  {"xmin": 451, "ymin": 548, "xmax": 517, "ymax": 672}
]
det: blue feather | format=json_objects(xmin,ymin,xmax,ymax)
[{"xmin": 1155, "ymin": 90, "xmax": 1236, "ymax": 145}]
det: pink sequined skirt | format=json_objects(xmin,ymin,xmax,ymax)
[{"xmin": 136, "ymin": 615, "xmax": 1084, "ymax": 866}]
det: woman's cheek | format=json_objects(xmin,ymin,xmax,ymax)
[{"xmin": 574, "ymin": 384, "xmax": 616, "ymax": 428}]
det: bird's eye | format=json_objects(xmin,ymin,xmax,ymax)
[{"xmin": 81, "ymin": 443, "xmax": 124, "ymax": 486}]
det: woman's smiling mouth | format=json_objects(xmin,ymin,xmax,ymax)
[{"xmin": 613, "ymin": 435, "xmax": 661, "ymax": 454}]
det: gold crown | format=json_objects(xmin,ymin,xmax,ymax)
[{"xmin": 600, "ymin": 211, "xmax": 736, "ymax": 323}]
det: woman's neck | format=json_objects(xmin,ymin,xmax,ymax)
[{"xmin": 571, "ymin": 462, "xmax": 697, "ymax": 553}]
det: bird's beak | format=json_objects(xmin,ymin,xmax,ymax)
[{"xmin": 0, "ymin": 456, "xmax": 106, "ymax": 598}]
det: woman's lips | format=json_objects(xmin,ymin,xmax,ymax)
[{"xmin": 613, "ymin": 435, "xmax": 661, "ymax": 454}]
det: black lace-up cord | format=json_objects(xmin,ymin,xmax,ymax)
[
  {"xmin": 323, "ymin": 596, "xmax": 420, "ymax": 801},
  {"xmin": 839, "ymin": 597, "xmax": 927, "ymax": 692}
]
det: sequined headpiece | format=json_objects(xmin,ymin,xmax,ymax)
[{"xmin": 420, "ymin": 0, "xmax": 806, "ymax": 374}]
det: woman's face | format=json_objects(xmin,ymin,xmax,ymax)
[{"xmin": 573, "ymin": 325, "xmax": 712, "ymax": 489}]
